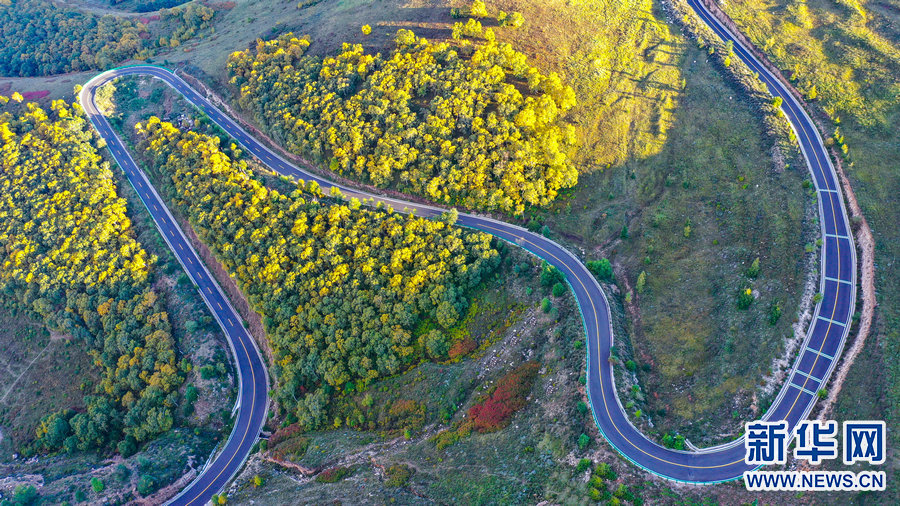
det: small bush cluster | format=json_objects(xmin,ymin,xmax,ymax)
[
  {"xmin": 384, "ymin": 464, "xmax": 414, "ymax": 487},
  {"xmin": 468, "ymin": 361, "xmax": 540, "ymax": 432},
  {"xmin": 316, "ymin": 466, "xmax": 351, "ymax": 483}
]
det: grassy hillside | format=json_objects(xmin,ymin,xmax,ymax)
[
  {"xmin": 458, "ymin": 0, "xmax": 810, "ymax": 445},
  {"xmin": 720, "ymin": 0, "xmax": 900, "ymax": 498}
]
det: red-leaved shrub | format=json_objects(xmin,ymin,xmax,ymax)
[
  {"xmin": 468, "ymin": 361, "xmax": 540, "ymax": 432},
  {"xmin": 448, "ymin": 337, "xmax": 477, "ymax": 359}
]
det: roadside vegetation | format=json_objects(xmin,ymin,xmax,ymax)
[
  {"xmin": 107, "ymin": 0, "xmax": 193, "ymax": 12},
  {"xmin": 0, "ymin": 88, "xmax": 236, "ymax": 503},
  {"xmin": 0, "ymin": 98, "xmax": 188, "ymax": 456}
]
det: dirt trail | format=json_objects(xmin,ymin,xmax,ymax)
[{"xmin": 0, "ymin": 342, "xmax": 52, "ymax": 404}]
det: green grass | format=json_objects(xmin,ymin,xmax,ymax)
[
  {"xmin": 536, "ymin": 33, "xmax": 811, "ymax": 445},
  {"xmin": 721, "ymin": 0, "xmax": 900, "ymax": 499},
  {"xmin": 0, "ymin": 309, "xmax": 94, "ymax": 459}
]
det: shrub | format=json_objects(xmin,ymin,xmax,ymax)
[
  {"xmin": 379, "ymin": 399, "xmax": 426, "ymax": 433},
  {"xmin": 361, "ymin": 24, "xmax": 372, "ymax": 35},
  {"xmin": 594, "ymin": 462, "xmax": 616, "ymax": 480},
  {"xmin": 468, "ymin": 362, "xmax": 540, "ymax": 432},
  {"xmin": 431, "ymin": 428, "xmax": 462, "ymax": 450},
  {"xmin": 636, "ymin": 271, "xmax": 646, "ymax": 294},
  {"xmin": 576, "ymin": 458, "xmax": 592, "ymax": 472},
  {"xmin": 576, "ymin": 401, "xmax": 588, "ymax": 415},
  {"xmin": 578, "ymin": 433, "xmax": 591, "ymax": 450},
  {"xmin": 586, "ymin": 258, "xmax": 613, "ymax": 281},
  {"xmin": 505, "ymin": 11, "xmax": 525, "ymax": 27},
  {"xmin": 469, "ymin": 0, "xmax": 488, "ymax": 18},
  {"xmin": 768, "ymin": 300, "xmax": 782, "ymax": 325},
  {"xmin": 552, "ymin": 282, "xmax": 566, "ymax": 297},
  {"xmin": 90, "ymin": 478, "xmax": 104, "ymax": 493},
  {"xmin": 137, "ymin": 475, "xmax": 156, "ymax": 496},
  {"xmin": 541, "ymin": 297, "xmax": 552, "ymax": 313},
  {"xmin": 11, "ymin": 485, "xmax": 38, "ymax": 505},
  {"xmin": 540, "ymin": 261, "xmax": 564, "ymax": 287},
  {"xmin": 269, "ymin": 426, "xmax": 310, "ymax": 461},
  {"xmin": 813, "ymin": 293, "xmax": 824, "ymax": 304},
  {"xmin": 662, "ymin": 433, "xmax": 674, "ymax": 448},
  {"xmin": 384, "ymin": 464, "xmax": 414, "ymax": 487},
  {"xmin": 448, "ymin": 337, "xmax": 477, "ymax": 360},
  {"xmin": 316, "ymin": 466, "xmax": 351, "ymax": 483},
  {"xmin": 747, "ymin": 257, "xmax": 760, "ymax": 278},
  {"xmin": 737, "ymin": 288, "xmax": 753, "ymax": 309}
]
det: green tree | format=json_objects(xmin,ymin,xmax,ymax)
[
  {"xmin": 10, "ymin": 485, "xmax": 39, "ymax": 505},
  {"xmin": 552, "ymin": 282, "xmax": 566, "ymax": 297},
  {"xmin": 541, "ymin": 298, "xmax": 552, "ymax": 313},
  {"xmin": 747, "ymin": 257, "xmax": 760, "ymax": 278},
  {"xmin": 578, "ymin": 433, "xmax": 591, "ymax": 450},
  {"xmin": 425, "ymin": 330, "xmax": 449, "ymax": 360},
  {"xmin": 587, "ymin": 258, "xmax": 613, "ymax": 281}
]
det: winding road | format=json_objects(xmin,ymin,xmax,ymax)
[{"xmin": 77, "ymin": 0, "xmax": 856, "ymax": 501}]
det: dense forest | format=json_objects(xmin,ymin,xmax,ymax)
[
  {"xmin": 227, "ymin": 28, "xmax": 578, "ymax": 215},
  {"xmin": 137, "ymin": 117, "xmax": 500, "ymax": 428},
  {"xmin": 108, "ymin": 0, "xmax": 189, "ymax": 13},
  {"xmin": 0, "ymin": 99, "xmax": 184, "ymax": 455},
  {"xmin": 0, "ymin": 0, "xmax": 214, "ymax": 77}
]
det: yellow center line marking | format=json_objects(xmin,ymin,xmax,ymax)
[
  {"xmin": 697, "ymin": 0, "xmax": 848, "ymax": 423},
  {"xmin": 479, "ymin": 223, "xmax": 744, "ymax": 469}
]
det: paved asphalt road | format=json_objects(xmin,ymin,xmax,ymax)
[{"xmin": 77, "ymin": 0, "xmax": 855, "ymax": 499}]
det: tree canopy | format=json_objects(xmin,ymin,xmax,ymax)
[
  {"xmin": 0, "ymin": 0, "xmax": 214, "ymax": 76},
  {"xmin": 136, "ymin": 118, "xmax": 501, "ymax": 428},
  {"xmin": 227, "ymin": 29, "xmax": 578, "ymax": 215},
  {"xmin": 0, "ymin": 99, "xmax": 183, "ymax": 454}
]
